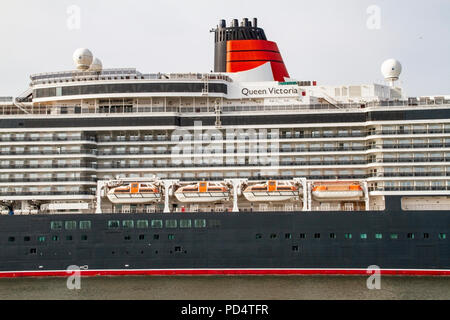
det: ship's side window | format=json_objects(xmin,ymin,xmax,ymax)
[
  {"xmin": 151, "ymin": 220, "xmax": 163, "ymax": 229},
  {"xmin": 270, "ymin": 233, "xmax": 277, "ymax": 239},
  {"xmin": 208, "ymin": 220, "xmax": 221, "ymax": 228},
  {"xmin": 24, "ymin": 236, "xmax": 30, "ymax": 242},
  {"xmin": 292, "ymin": 245, "xmax": 299, "ymax": 252},
  {"xmin": 108, "ymin": 220, "xmax": 120, "ymax": 229},
  {"xmin": 122, "ymin": 220, "xmax": 134, "ymax": 229},
  {"xmin": 81, "ymin": 235, "xmax": 88, "ymax": 241},
  {"xmin": 165, "ymin": 219, "xmax": 177, "ymax": 228},
  {"xmin": 344, "ymin": 233, "xmax": 352, "ymax": 239},
  {"xmin": 255, "ymin": 233, "xmax": 262, "ymax": 239},
  {"xmin": 375, "ymin": 233, "xmax": 383, "ymax": 239},
  {"xmin": 407, "ymin": 233, "xmax": 415, "ymax": 239},
  {"xmin": 137, "ymin": 220, "xmax": 149, "ymax": 229},
  {"xmin": 423, "ymin": 233, "xmax": 429, "ymax": 239},
  {"xmin": 314, "ymin": 233, "xmax": 321, "ymax": 239},
  {"xmin": 194, "ymin": 219, "xmax": 206, "ymax": 228},
  {"xmin": 8, "ymin": 236, "xmax": 15, "ymax": 242},
  {"xmin": 38, "ymin": 236, "xmax": 46, "ymax": 242},
  {"xmin": 65, "ymin": 221, "xmax": 77, "ymax": 230},
  {"xmin": 285, "ymin": 233, "xmax": 292, "ymax": 239},
  {"xmin": 168, "ymin": 234, "xmax": 175, "ymax": 240},
  {"xmin": 360, "ymin": 233, "xmax": 367, "ymax": 239},
  {"xmin": 330, "ymin": 233, "xmax": 336, "ymax": 239},
  {"xmin": 153, "ymin": 234, "xmax": 160, "ymax": 240},
  {"xmin": 29, "ymin": 248, "xmax": 37, "ymax": 255},
  {"xmin": 124, "ymin": 235, "xmax": 131, "ymax": 241},
  {"xmin": 66, "ymin": 235, "xmax": 73, "ymax": 241},
  {"xmin": 52, "ymin": 235, "xmax": 59, "ymax": 241},
  {"xmin": 299, "ymin": 233, "xmax": 306, "ymax": 239},
  {"xmin": 139, "ymin": 235, "xmax": 145, "ymax": 240},
  {"xmin": 390, "ymin": 234, "xmax": 399, "ymax": 240},
  {"xmin": 180, "ymin": 219, "xmax": 192, "ymax": 228},
  {"xmin": 50, "ymin": 221, "xmax": 63, "ymax": 230},
  {"xmin": 439, "ymin": 233, "xmax": 447, "ymax": 240},
  {"xmin": 79, "ymin": 221, "xmax": 91, "ymax": 230}
]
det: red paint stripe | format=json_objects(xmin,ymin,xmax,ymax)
[{"xmin": 1, "ymin": 269, "xmax": 450, "ymax": 278}]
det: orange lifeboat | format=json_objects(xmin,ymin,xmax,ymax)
[
  {"xmin": 243, "ymin": 180, "xmax": 299, "ymax": 202},
  {"xmin": 312, "ymin": 184, "xmax": 363, "ymax": 200},
  {"xmin": 174, "ymin": 181, "xmax": 230, "ymax": 203},
  {"xmin": 107, "ymin": 182, "xmax": 161, "ymax": 204}
]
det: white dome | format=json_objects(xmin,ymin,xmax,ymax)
[
  {"xmin": 73, "ymin": 48, "xmax": 93, "ymax": 70},
  {"xmin": 89, "ymin": 58, "xmax": 103, "ymax": 72},
  {"xmin": 381, "ymin": 59, "xmax": 402, "ymax": 80}
]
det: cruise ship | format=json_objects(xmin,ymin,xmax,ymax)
[{"xmin": 0, "ymin": 18, "xmax": 449, "ymax": 277}]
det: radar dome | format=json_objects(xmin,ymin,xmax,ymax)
[
  {"xmin": 89, "ymin": 58, "xmax": 103, "ymax": 72},
  {"xmin": 73, "ymin": 48, "xmax": 93, "ymax": 71},
  {"xmin": 381, "ymin": 59, "xmax": 402, "ymax": 81}
]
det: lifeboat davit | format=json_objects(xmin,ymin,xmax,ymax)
[
  {"xmin": 107, "ymin": 182, "xmax": 161, "ymax": 204},
  {"xmin": 174, "ymin": 181, "xmax": 230, "ymax": 203},
  {"xmin": 312, "ymin": 184, "xmax": 363, "ymax": 200},
  {"xmin": 243, "ymin": 180, "xmax": 300, "ymax": 202}
]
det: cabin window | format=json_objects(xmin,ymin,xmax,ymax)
[
  {"xmin": 165, "ymin": 220, "xmax": 177, "ymax": 228},
  {"xmin": 208, "ymin": 220, "xmax": 221, "ymax": 228},
  {"xmin": 292, "ymin": 245, "xmax": 299, "ymax": 252},
  {"xmin": 153, "ymin": 234, "xmax": 160, "ymax": 240},
  {"xmin": 285, "ymin": 233, "xmax": 292, "ymax": 239},
  {"xmin": 314, "ymin": 233, "xmax": 321, "ymax": 239},
  {"xmin": 270, "ymin": 234, "xmax": 277, "ymax": 239},
  {"xmin": 79, "ymin": 221, "xmax": 91, "ymax": 230},
  {"xmin": 151, "ymin": 220, "xmax": 163, "ymax": 228},
  {"xmin": 139, "ymin": 235, "xmax": 145, "ymax": 240},
  {"xmin": 423, "ymin": 233, "xmax": 430, "ymax": 239},
  {"xmin": 439, "ymin": 233, "xmax": 447, "ymax": 240},
  {"xmin": 65, "ymin": 221, "xmax": 77, "ymax": 230},
  {"xmin": 180, "ymin": 219, "xmax": 191, "ymax": 228},
  {"xmin": 66, "ymin": 235, "xmax": 73, "ymax": 241},
  {"xmin": 24, "ymin": 236, "xmax": 30, "ymax": 242},
  {"xmin": 300, "ymin": 233, "xmax": 306, "ymax": 239},
  {"xmin": 29, "ymin": 248, "xmax": 37, "ymax": 255},
  {"xmin": 329, "ymin": 233, "xmax": 336, "ymax": 239},
  {"xmin": 407, "ymin": 233, "xmax": 415, "ymax": 239},
  {"xmin": 255, "ymin": 234, "xmax": 262, "ymax": 239},
  {"xmin": 8, "ymin": 236, "xmax": 15, "ymax": 242},
  {"xmin": 390, "ymin": 234, "xmax": 398, "ymax": 240},
  {"xmin": 50, "ymin": 221, "xmax": 63, "ymax": 230},
  {"xmin": 108, "ymin": 220, "xmax": 120, "ymax": 229},
  {"xmin": 344, "ymin": 233, "xmax": 352, "ymax": 239},
  {"xmin": 137, "ymin": 220, "xmax": 149, "ymax": 229},
  {"xmin": 124, "ymin": 235, "xmax": 131, "ymax": 241},
  {"xmin": 122, "ymin": 220, "xmax": 134, "ymax": 229},
  {"xmin": 52, "ymin": 235, "xmax": 59, "ymax": 241},
  {"xmin": 194, "ymin": 219, "xmax": 206, "ymax": 228},
  {"xmin": 81, "ymin": 235, "xmax": 88, "ymax": 241},
  {"xmin": 38, "ymin": 236, "xmax": 46, "ymax": 242},
  {"xmin": 360, "ymin": 233, "xmax": 367, "ymax": 239},
  {"xmin": 168, "ymin": 234, "xmax": 175, "ymax": 240}
]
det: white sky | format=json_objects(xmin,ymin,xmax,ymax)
[{"xmin": 0, "ymin": 0, "xmax": 449, "ymax": 97}]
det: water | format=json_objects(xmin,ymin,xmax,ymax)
[{"xmin": 0, "ymin": 276, "xmax": 449, "ymax": 300}]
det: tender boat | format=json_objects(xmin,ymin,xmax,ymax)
[
  {"xmin": 174, "ymin": 182, "xmax": 230, "ymax": 203},
  {"xmin": 312, "ymin": 184, "xmax": 363, "ymax": 200},
  {"xmin": 107, "ymin": 182, "xmax": 161, "ymax": 204},
  {"xmin": 243, "ymin": 180, "xmax": 300, "ymax": 202}
]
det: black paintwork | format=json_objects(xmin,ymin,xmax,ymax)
[{"xmin": 0, "ymin": 197, "xmax": 448, "ymax": 272}]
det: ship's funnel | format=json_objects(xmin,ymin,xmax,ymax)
[{"xmin": 212, "ymin": 18, "xmax": 289, "ymax": 81}]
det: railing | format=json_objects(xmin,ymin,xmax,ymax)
[
  {"xmin": 0, "ymin": 163, "xmax": 97, "ymax": 169},
  {"xmin": 0, "ymin": 150, "xmax": 98, "ymax": 156},
  {"xmin": 0, "ymin": 177, "xmax": 97, "ymax": 183},
  {"xmin": 0, "ymin": 191, "xmax": 95, "ymax": 196}
]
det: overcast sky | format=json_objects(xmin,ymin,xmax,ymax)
[{"xmin": 0, "ymin": 0, "xmax": 448, "ymax": 97}]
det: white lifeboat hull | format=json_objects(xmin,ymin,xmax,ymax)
[
  {"xmin": 312, "ymin": 190, "xmax": 363, "ymax": 200},
  {"xmin": 243, "ymin": 191, "xmax": 299, "ymax": 202},
  {"xmin": 174, "ymin": 192, "xmax": 230, "ymax": 203},
  {"xmin": 107, "ymin": 191, "xmax": 161, "ymax": 204}
]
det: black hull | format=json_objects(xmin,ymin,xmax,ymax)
[{"xmin": 0, "ymin": 197, "xmax": 449, "ymax": 276}]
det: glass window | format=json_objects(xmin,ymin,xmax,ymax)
[
  {"xmin": 38, "ymin": 236, "xmax": 46, "ymax": 242},
  {"xmin": 137, "ymin": 220, "xmax": 149, "ymax": 229},
  {"xmin": 438, "ymin": 233, "xmax": 446, "ymax": 240},
  {"xmin": 165, "ymin": 219, "xmax": 177, "ymax": 228},
  {"xmin": 151, "ymin": 220, "xmax": 163, "ymax": 228},
  {"xmin": 81, "ymin": 235, "xmax": 88, "ymax": 241},
  {"xmin": 122, "ymin": 220, "xmax": 134, "ymax": 229},
  {"xmin": 65, "ymin": 221, "xmax": 77, "ymax": 230},
  {"xmin": 360, "ymin": 233, "xmax": 367, "ymax": 239},
  {"xmin": 344, "ymin": 233, "xmax": 352, "ymax": 239},
  {"xmin": 108, "ymin": 220, "xmax": 120, "ymax": 229},
  {"xmin": 50, "ymin": 221, "xmax": 63, "ymax": 230},
  {"xmin": 390, "ymin": 234, "xmax": 399, "ymax": 240},
  {"xmin": 79, "ymin": 221, "xmax": 91, "ymax": 230},
  {"xmin": 168, "ymin": 234, "xmax": 175, "ymax": 240},
  {"xmin": 375, "ymin": 233, "xmax": 383, "ymax": 239},
  {"xmin": 329, "ymin": 233, "xmax": 336, "ymax": 239},
  {"xmin": 407, "ymin": 233, "xmax": 415, "ymax": 239},
  {"xmin": 52, "ymin": 235, "xmax": 59, "ymax": 241},
  {"xmin": 194, "ymin": 219, "xmax": 206, "ymax": 228},
  {"xmin": 179, "ymin": 219, "xmax": 192, "ymax": 228}
]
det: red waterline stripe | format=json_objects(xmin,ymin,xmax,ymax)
[{"xmin": 0, "ymin": 269, "xmax": 450, "ymax": 278}]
